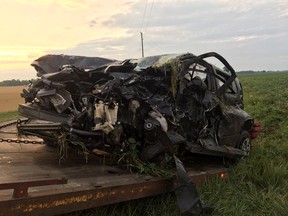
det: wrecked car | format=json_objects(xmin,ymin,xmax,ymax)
[{"xmin": 18, "ymin": 52, "xmax": 259, "ymax": 163}]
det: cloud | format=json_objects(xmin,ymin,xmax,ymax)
[
  {"xmin": 16, "ymin": 0, "xmax": 91, "ymax": 10},
  {"xmin": 89, "ymin": 20, "xmax": 98, "ymax": 28},
  {"xmin": 0, "ymin": 45, "xmax": 50, "ymax": 72},
  {"xmin": 2, "ymin": 0, "xmax": 287, "ymax": 76},
  {"xmin": 48, "ymin": 36, "xmax": 140, "ymax": 60},
  {"xmin": 57, "ymin": 0, "xmax": 91, "ymax": 10},
  {"xmin": 52, "ymin": 0, "xmax": 288, "ymax": 71}
]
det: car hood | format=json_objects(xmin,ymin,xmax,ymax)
[{"xmin": 31, "ymin": 54, "xmax": 118, "ymax": 76}]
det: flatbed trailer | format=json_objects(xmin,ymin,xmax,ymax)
[{"xmin": 0, "ymin": 124, "xmax": 227, "ymax": 216}]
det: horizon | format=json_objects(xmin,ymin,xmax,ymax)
[{"xmin": 1, "ymin": 0, "xmax": 287, "ymax": 81}]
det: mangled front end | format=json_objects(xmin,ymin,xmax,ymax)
[
  {"xmin": 19, "ymin": 53, "xmax": 257, "ymax": 163},
  {"xmin": 17, "ymin": 52, "xmax": 260, "ymax": 215}
]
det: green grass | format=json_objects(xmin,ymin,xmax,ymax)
[
  {"xmin": 196, "ymin": 72, "xmax": 288, "ymax": 216},
  {"xmin": 64, "ymin": 72, "xmax": 288, "ymax": 216},
  {"xmin": 12, "ymin": 72, "xmax": 285, "ymax": 216},
  {"xmin": 1, "ymin": 73, "xmax": 287, "ymax": 215},
  {"xmin": 0, "ymin": 111, "xmax": 20, "ymax": 123}
]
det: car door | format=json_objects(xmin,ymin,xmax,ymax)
[{"xmin": 214, "ymin": 69, "xmax": 244, "ymax": 108}]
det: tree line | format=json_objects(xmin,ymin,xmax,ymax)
[{"xmin": 0, "ymin": 79, "xmax": 38, "ymax": 86}]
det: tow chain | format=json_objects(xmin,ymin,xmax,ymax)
[
  {"xmin": 0, "ymin": 119, "xmax": 44, "ymax": 145},
  {"xmin": 0, "ymin": 138, "xmax": 44, "ymax": 144}
]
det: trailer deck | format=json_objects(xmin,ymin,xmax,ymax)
[{"xmin": 0, "ymin": 124, "xmax": 227, "ymax": 216}]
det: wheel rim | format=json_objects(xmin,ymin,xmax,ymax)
[{"xmin": 241, "ymin": 137, "xmax": 251, "ymax": 155}]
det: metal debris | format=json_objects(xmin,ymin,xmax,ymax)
[{"xmin": 16, "ymin": 52, "xmax": 259, "ymax": 215}]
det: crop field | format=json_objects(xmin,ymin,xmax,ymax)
[
  {"xmin": 0, "ymin": 86, "xmax": 25, "ymax": 112},
  {"xmin": 0, "ymin": 72, "xmax": 288, "ymax": 215},
  {"xmin": 0, "ymin": 86, "xmax": 24, "ymax": 122}
]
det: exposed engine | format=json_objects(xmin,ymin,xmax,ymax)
[{"xmin": 18, "ymin": 53, "xmax": 256, "ymax": 163}]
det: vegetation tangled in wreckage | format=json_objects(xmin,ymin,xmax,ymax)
[
  {"xmin": 156, "ymin": 58, "xmax": 182, "ymax": 99},
  {"xmin": 2, "ymin": 72, "xmax": 288, "ymax": 215},
  {"xmin": 55, "ymin": 131, "xmax": 174, "ymax": 178},
  {"xmin": 61, "ymin": 72, "xmax": 288, "ymax": 216},
  {"xmin": 116, "ymin": 137, "xmax": 174, "ymax": 178},
  {"xmin": 55, "ymin": 59, "xmax": 183, "ymax": 177}
]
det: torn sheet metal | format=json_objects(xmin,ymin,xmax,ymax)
[
  {"xmin": 19, "ymin": 52, "xmax": 257, "ymax": 159},
  {"xmin": 31, "ymin": 54, "xmax": 118, "ymax": 76},
  {"xmin": 17, "ymin": 52, "xmax": 258, "ymax": 213},
  {"xmin": 174, "ymin": 155, "xmax": 203, "ymax": 215}
]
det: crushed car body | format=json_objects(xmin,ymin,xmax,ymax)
[
  {"xmin": 17, "ymin": 52, "xmax": 260, "ymax": 215},
  {"xmin": 19, "ymin": 52, "xmax": 258, "ymax": 162}
]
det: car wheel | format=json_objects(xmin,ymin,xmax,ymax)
[{"xmin": 237, "ymin": 131, "xmax": 251, "ymax": 156}]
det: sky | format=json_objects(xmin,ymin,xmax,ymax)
[{"xmin": 0, "ymin": 0, "xmax": 287, "ymax": 81}]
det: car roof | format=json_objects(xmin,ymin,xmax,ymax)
[{"xmin": 132, "ymin": 53, "xmax": 195, "ymax": 71}]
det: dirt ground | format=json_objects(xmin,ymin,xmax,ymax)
[{"xmin": 0, "ymin": 86, "xmax": 26, "ymax": 112}]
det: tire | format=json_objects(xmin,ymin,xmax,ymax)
[
  {"xmin": 140, "ymin": 142, "xmax": 165, "ymax": 162},
  {"xmin": 237, "ymin": 131, "xmax": 251, "ymax": 156}
]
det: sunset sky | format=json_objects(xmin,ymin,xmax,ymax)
[{"xmin": 0, "ymin": 0, "xmax": 287, "ymax": 81}]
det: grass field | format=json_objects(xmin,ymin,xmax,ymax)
[
  {"xmin": 197, "ymin": 72, "xmax": 288, "ymax": 216},
  {"xmin": 65, "ymin": 72, "xmax": 288, "ymax": 216},
  {"xmin": 1, "ymin": 72, "xmax": 288, "ymax": 215},
  {"xmin": 61, "ymin": 72, "xmax": 288, "ymax": 216}
]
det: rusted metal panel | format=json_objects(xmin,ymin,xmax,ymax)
[
  {"xmin": 0, "ymin": 178, "xmax": 67, "ymax": 198},
  {"xmin": 0, "ymin": 136, "xmax": 227, "ymax": 216},
  {"xmin": 0, "ymin": 169, "xmax": 226, "ymax": 216}
]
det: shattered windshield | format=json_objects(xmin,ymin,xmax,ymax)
[
  {"xmin": 134, "ymin": 54, "xmax": 182, "ymax": 70},
  {"xmin": 185, "ymin": 63, "xmax": 208, "ymax": 81},
  {"xmin": 16, "ymin": 52, "xmax": 257, "ymax": 215}
]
